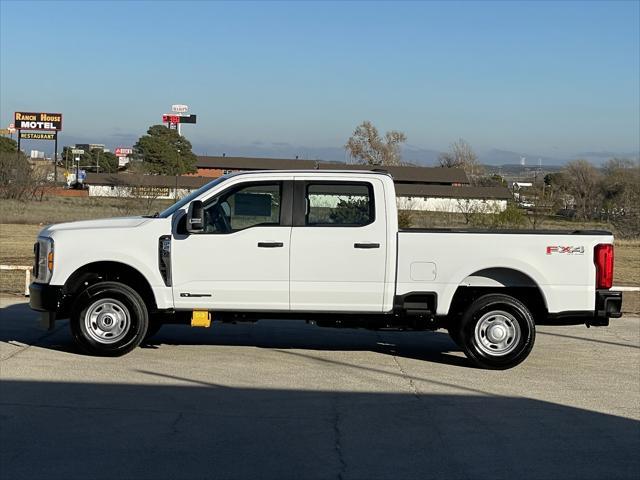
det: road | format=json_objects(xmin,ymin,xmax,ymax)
[{"xmin": 1, "ymin": 296, "xmax": 639, "ymax": 480}]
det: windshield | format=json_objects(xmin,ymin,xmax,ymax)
[{"xmin": 158, "ymin": 176, "xmax": 228, "ymax": 218}]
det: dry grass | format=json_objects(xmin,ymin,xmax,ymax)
[
  {"xmin": 408, "ymin": 210, "xmax": 616, "ymax": 232},
  {"xmin": 0, "ymin": 196, "xmax": 173, "ymax": 225},
  {"xmin": 615, "ymin": 239, "xmax": 640, "ymax": 286}
]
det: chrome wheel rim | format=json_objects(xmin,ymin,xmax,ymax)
[
  {"xmin": 474, "ymin": 310, "xmax": 521, "ymax": 356},
  {"xmin": 84, "ymin": 298, "xmax": 131, "ymax": 344}
]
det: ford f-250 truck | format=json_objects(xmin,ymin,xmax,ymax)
[{"xmin": 29, "ymin": 170, "xmax": 623, "ymax": 368}]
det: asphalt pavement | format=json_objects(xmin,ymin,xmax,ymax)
[{"xmin": 1, "ymin": 296, "xmax": 639, "ymax": 480}]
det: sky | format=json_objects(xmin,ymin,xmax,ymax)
[{"xmin": 1, "ymin": 0, "xmax": 639, "ymax": 164}]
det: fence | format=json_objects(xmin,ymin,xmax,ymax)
[{"xmin": 0, "ymin": 265, "xmax": 32, "ymax": 296}]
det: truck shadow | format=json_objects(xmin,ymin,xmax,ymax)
[
  {"xmin": 1, "ymin": 378, "xmax": 639, "ymax": 480},
  {"xmin": 0, "ymin": 301, "xmax": 467, "ymax": 367}
]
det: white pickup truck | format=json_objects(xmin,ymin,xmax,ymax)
[{"xmin": 29, "ymin": 170, "xmax": 622, "ymax": 368}]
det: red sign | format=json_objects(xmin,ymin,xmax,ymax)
[
  {"xmin": 162, "ymin": 114, "xmax": 181, "ymax": 124},
  {"xmin": 115, "ymin": 147, "xmax": 133, "ymax": 156}
]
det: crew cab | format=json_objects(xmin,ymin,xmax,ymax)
[{"xmin": 29, "ymin": 171, "xmax": 623, "ymax": 368}]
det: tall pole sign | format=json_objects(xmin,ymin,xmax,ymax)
[
  {"xmin": 14, "ymin": 112, "xmax": 63, "ymax": 184},
  {"xmin": 162, "ymin": 104, "xmax": 196, "ymax": 136}
]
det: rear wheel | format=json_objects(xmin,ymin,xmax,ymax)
[
  {"xmin": 457, "ymin": 293, "xmax": 535, "ymax": 369},
  {"xmin": 70, "ymin": 281, "xmax": 148, "ymax": 356}
]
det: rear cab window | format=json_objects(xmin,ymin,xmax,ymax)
[{"xmin": 305, "ymin": 182, "xmax": 375, "ymax": 227}]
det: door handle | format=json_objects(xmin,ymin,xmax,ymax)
[
  {"xmin": 354, "ymin": 243, "xmax": 380, "ymax": 249},
  {"xmin": 258, "ymin": 242, "xmax": 284, "ymax": 248}
]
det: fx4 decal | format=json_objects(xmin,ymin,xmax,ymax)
[{"xmin": 546, "ymin": 246, "xmax": 585, "ymax": 255}]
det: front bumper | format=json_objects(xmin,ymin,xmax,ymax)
[
  {"xmin": 29, "ymin": 283, "xmax": 63, "ymax": 312},
  {"xmin": 29, "ymin": 283, "xmax": 64, "ymax": 330}
]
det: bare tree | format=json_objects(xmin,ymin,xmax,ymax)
[
  {"xmin": 522, "ymin": 181, "xmax": 557, "ymax": 230},
  {"xmin": 456, "ymin": 198, "xmax": 489, "ymax": 224},
  {"xmin": 0, "ymin": 152, "xmax": 48, "ymax": 201},
  {"xmin": 600, "ymin": 158, "xmax": 640, "ymax": 236},
  {"xmin": 562, "ymin": 159, "xmax": 602, "ymax": 221},
  {"xmin": 345, "ymin": 121, "xmax": 407, "ymax": 166},
  {"xmin": 439, "ymin": 138, "xmax": 484, "ymax": 181}
]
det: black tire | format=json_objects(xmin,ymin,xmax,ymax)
[
  {"xmin": 70, "ymin": 281, "xmax": 149, "ymax": 356},
  {"xmin": 458, "ymin": 293, "xmax": 535, "ymax": 370}
]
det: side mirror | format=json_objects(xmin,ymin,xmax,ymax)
[{"xmin": 186, "ymin": 200, "xmax": 204, "ymax": 233}]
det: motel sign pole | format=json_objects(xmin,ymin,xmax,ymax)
[{"xmin": 54, "ymin": 134, "xmax": 58, "ymax": 184}]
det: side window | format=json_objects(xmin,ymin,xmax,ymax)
[
  {"xmin": 306, "ymin": 183, "xmax": 374, "ymax": 226},
  {"xmin": 203, "ymin": 183, "xmax": 281, "ymax": 233}
]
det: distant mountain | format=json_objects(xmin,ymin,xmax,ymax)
[
  {"xmin": 479, "ymin": 148, "xmax": 639, "ymax": 167},
  {"xmin": 574, "ymin": 151, "xmax": 640, "ymax": 164},
  {"xmin": 193, "ymin": 143, "xmax": 350, "ymax": 162},
  {"xmin": 478, "ymin": 149, "xmax": 565, "ymax": 167},
  {"xmin": 399, "ymin": 145, "xmax": 441, "ymax": 166}
]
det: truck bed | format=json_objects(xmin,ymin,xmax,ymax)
[{"xmin": 396, "ymin": 229, "xmax": 614, "ymax": 315}]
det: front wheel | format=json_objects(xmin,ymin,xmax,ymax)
[
  {"xmin": 70, "ymin": 281, "xmax": 149, "ymax": 356},
  {"xmin": 457, "ymin": 293, "xmax": 535, "ymax": 369}
]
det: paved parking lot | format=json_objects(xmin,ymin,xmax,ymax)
[{"xmin": 1, "ymin": 296, "xmax": 639, "ymax": 480}]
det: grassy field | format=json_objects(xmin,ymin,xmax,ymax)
[
  {"xmin": 0, "ymin": 196, "xmax": 173, "ymax": 225},
  {"xmin": 1, "ymin": 202, "xmax": 638, "ymax": 312}
]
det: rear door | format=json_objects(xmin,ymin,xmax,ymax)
[{"xmin": 289, "ymin": 178, "xmax": 388, "ymax": 312}]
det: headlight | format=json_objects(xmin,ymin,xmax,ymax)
[{"xmin": 34, "ymin": 237, "xmax": 54, "ymax": 283}]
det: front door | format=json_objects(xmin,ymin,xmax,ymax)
[
  {"xmin": 172, "ymin": 181, "xmax": 292, "ymax": 311},
  {"xmin": 289, "ymin": 178, "xmax": 388, "ymax": 312}
]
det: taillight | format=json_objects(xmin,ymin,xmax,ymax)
[{"xmin": 594, "ymin": 244, "xmax": 614, "ymax": 289}]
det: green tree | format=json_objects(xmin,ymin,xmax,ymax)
[
  {"xmin": 0, "ymin": 136, "xmax": 18, "ymax": 153},
  {"xmin": 329, "ymin": 198, "xmax": 370, "ymax": 224},
  {"xmin": 60, "ymin": 146, "xmax": 90, "ymax": 171},
  {"xmin": 86, "ymin": 149, "xmax": 119, "ymax": 173},
  {"xmin": 134, "ymin": 125, "xmax": 197, "ymax": 175}
]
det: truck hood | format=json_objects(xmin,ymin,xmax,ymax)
[{"xmin": 39, "ymin": 217, "xmax": 151, "ymax": 236}]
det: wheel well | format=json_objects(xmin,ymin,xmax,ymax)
[
  {"xmin": 448, "ymin": 286, "xmax": 547, "ymax": 324},
  {"xmin": 64, "ymin": 261, "xmax": 157, "ymax": 311}
]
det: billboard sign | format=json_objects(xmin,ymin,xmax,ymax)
[
  {"xmin": 71, "ymin": 148, "xmax": 85, "ymax": 155},
  {"xmin": 14, "ymin": 112, "xmax": 63, "ymax": 131},
  {"xmin": 163, "ymin": 114, "xmax": 197, "ymax": 124},
  {"xmin": 171, "ymin": 104, "xmax": 189, "ymax": 113},
  {"xmin": 20, "ymin": 131, "xmax": 57, "ymax": 140},
  {"xmin": 163, "ymin": 114, "xmax": 181, "ymax": 124},
  {"xmin": 115, "ymin": 147, "xmax": 133, "ymax": 156}
]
